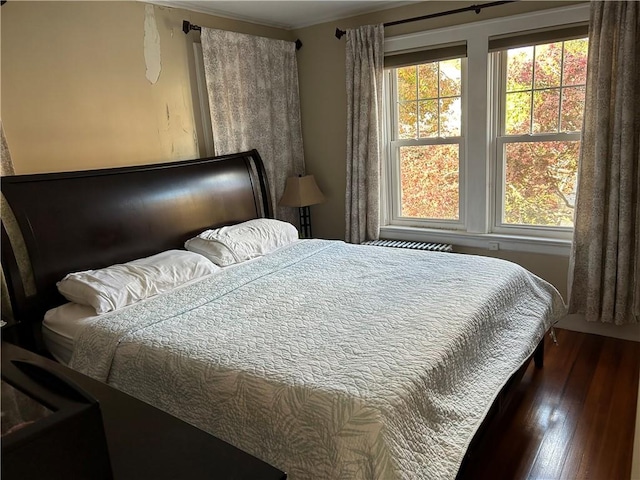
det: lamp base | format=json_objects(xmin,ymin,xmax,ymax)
[{"xmin": 299, "ymin": 206, "xmax": 312, "ymax": 239}]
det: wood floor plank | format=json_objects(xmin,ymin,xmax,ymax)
[
  {"xmin": 457, "ymin": 329, "xmax": 639, "ymax": 480},
  {"xmin": 560, "ymin": 334, "xmax": 618, "ymax": 480},
  {"xmin": 506, "ymin": 331, "xmax": 592, "ymax": 479},
  {"xmin": 528, "ymin": 332, "xmax": 602, "ymax": 480},
  {"xmin": 581, "ymin": 336, "xmax": 639, "ymax": 480}
]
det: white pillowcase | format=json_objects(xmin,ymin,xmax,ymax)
[
  {"xmin": 57, "ymin": 250, "xmax": 219, "ymax": 314},
  {"xmin": 185, "ymin": 218, "xmax": 299, "ymax": 266}
]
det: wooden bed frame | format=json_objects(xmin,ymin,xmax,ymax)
[
  {"xmin": 1, "ymin": 149, "xmax": 544, "ymax": 476},
  {"xmin": 1, "ymin": 150, "xmax": 271, "ymax": 346}
]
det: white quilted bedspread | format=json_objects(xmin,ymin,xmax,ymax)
[{"xmin": 70, "ymin": 240, "xmax": 566, "ymax": 479}]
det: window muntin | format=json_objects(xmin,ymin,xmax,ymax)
[
  {"xmin": 397, "ymin": 60, "xmax": 462, "ymax": 139},
  {"xmin": 389, "ymin": 58, "xmax": 464, "ymax": 225},
  {"xmin": 496, "ymin": 37, "xmax": 588, "ymax": 231}
]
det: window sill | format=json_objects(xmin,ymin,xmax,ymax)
[{"xmin": 379, "ymin": 225, "xmax": 571, "ymax": 256}]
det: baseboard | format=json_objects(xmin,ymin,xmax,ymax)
[{"xmin": 556, "ymin": 314, "xmax": 640, "ymax": 342}]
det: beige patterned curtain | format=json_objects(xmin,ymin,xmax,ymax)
[
  {"xmin": 200, "ymin": 29, "xmax": 305, "ymax": 226},
  {"xmin": 568, "ymin": 1, "xmax": 639, "ymax": 325},
  {"xmin": 1, "ymin": 122, "xmax": 15, "ymax": 176},
  {"xmin": 1, "ymin": 121, "xmax": 16, "ymax": 320},
  {"xmin": 345, "ymin": 24, "xmax": 384, "ymax": 244}
]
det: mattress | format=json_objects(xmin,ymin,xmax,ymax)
[
  {"xmin": 67, "ymin": 239, "xmax": 566, "ymax": 479},
  {"xmin": 42, "ymin": 303, "xmax": 98, "ymax": 365}
]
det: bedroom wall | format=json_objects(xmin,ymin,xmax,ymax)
[{"xmin": 1, "ymin": 1, "xmax": 293, "ymax": 174}]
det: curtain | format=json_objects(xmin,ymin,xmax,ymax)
[
  {"xmin": 345, "ymin": 24, "xmax": 384, "ymax": 244},
  {"xmin": 1, "ymin": 121, "xmax": 17, "ymax": 321},
  {"xmin": 568, "ymin": 1, "xmax": 639, "ymax": 325},
  {"xmin": 200, "ymin": 29, "xmax": 305, "ymax": 226},
  {"xmin": 1, "ymin": 121, "xmax": 14, "ymax": 176}
]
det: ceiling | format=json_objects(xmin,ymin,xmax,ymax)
[{"xmin": 151, "ymin": 1, "xmax": 414, "ymax": 30}]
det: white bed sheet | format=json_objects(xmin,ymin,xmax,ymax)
[
  {"xmin": 42, "ymin": 303, "xmax": 97, "ymax": 364},
  {"xmin": 66, "ymin": 240, "xmax": 565, "ymax": 479}
]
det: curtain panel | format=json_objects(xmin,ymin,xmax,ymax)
[
  {"xmin": 1, "ymin": 121, "xmax": 15, "ymax": 321},
  {"xmin": 568, "ymin": 0, "xmax": 639, "ymax": 325},
  {"xmin": 200, "ymin": 29, "xmax": 305, "ymax": 226},
  {"xmin": 1, "ymin": 122, "xmax": 14, "ymax": 176},
  {"xmin": 1, "ymin": 122, "xmax": 36, "ymax": 323},
  {"xmin": 345, "ymin": 24, "xmax": 384, "ymax": 244}
]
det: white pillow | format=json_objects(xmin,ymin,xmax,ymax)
[
  {"xmin": 185, "ymin": 218, "xmax": 299, "ymax": 266},
  {"xmin": 57, "ymin": 250, "xmax": 219, "ymax": 314}
]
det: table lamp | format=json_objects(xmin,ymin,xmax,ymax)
[{"xmin": 279, "ymin": 175, "xmax": 325, "ymax": 238}]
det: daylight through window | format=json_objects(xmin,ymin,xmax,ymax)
[
  {"xmin": 389, "ymin": 56, "xmax": 465, "ymax": 225},
  {"xmin": 497, "ymin": 37, "xmax": 588, "ymax": 229},
  {"xmin": 382, "ymin": 14, "xmax": 589, "ymax": 246}
]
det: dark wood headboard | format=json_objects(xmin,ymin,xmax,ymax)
[{"xmin": 1, "ymin": 149, "xmax": 271, "ymax": 335}]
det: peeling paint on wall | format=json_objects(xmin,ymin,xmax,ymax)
[{"xmin": 144, "ymin": 5, "xmax": 161, "ymax": 84}]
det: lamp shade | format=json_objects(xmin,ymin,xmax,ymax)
[{"xmin": 279, "ymin": 175, "xmax": 325, "ymax": 208}]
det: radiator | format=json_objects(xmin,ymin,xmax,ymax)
[{"xmin": 361, "ymin": 239, "xmax": 453, "ymax": 253}]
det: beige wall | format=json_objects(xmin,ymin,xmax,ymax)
[
  {"xmin": 1, "ymin": 1, "xmax": 292, "ymax": 174},
  {"xmin": 293, "ymin": 1, "xmax": 584, "ymax": 294}
]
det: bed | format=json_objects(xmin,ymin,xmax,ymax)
[{"xmin": 1, "ymin": 150, "xmax": 566, "ymax": 480}]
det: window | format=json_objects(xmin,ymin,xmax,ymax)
[
  {"xmin": 495, "ymin": 38, "xmax": 588, "ymax": 233},
  {"xmin": 381, "ymin": 5, "xmax": 590, "ymax": 253},
  {"xmin": 387, "ymin": 56, "xmax": 465, "ymax": 227}
]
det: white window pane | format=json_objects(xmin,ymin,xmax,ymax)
[
  {"xmin": 506, "ymin": 46, "xmax": 533, "ymax": 92},
  {"xmin": 534, "ymin": 43, "xmax": 562, "ymax": 89},
  {"xmin": 418, "ymin": 100, "xmax": 438, "ymax": 138},
  {"xmin": 532, "ymin": 89, "xmax": 560, "ymax": 133},
  {"xmin": 439, "ymin": 59, "xmax": 461, "ymax": 97},
  {"xmin": 503, "ymin": 141, "xmax": 579, "ymax": 227},
  {"xmin": 399, "ymin": 145, "xmax": 459, "ymax": 220},
  {"xmin": 418, "ymin": 63, "xmax": 438, "ymax": 99},
  {"xmin": 561, "ymin": 86, "xmax": 586, "ymax": 132},
  {"xmin": 505, "ymin": 91, "xmax": 531, "ymax": 135},
  {"xmin": 562, "ymin": 38, "xmax": 588, "ymax": 86},
  {"xmin": 397, "ymin": 66, "xmax": 417, "ymax": 102},
  {"xmin": 398, "ymin": 102, "xmax": 418, "ymax": 139},
  {"xmin": 440, "ymin": 97, "xmax": 461, "ymax": 137}
]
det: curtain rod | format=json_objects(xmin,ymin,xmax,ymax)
[
  {"xmin": 335, "ymin": 1, "xmax": 516, "ymax": 39},
  {"xmin": 182, "ymin": 20, "xmax": 303, "ymax": 50}
]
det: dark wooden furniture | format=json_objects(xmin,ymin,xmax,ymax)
[
  {"xmin": 1, "ymin": 318, "xmax": 22, "ymax": 346},
  {"xmin": 2, "ymin": 344, "xmax": 113, "ymax": 480},
  {"xmin": 1, "ymin": 150, "xmax": 271, "ymax": 348},
  {"xmin": 1, "ymin": 341, "xmax": 287, "ymax": 480}
]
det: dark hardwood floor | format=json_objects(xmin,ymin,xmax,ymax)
[{"xmin": 457, "ymin": 328, "xmax": 639, "ymax": 480}]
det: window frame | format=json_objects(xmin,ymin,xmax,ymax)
[
  {"xmin": 385, "ymin": 58, "xmax": 467, "ymax": 230},
  {"xmin": 380, "ymin": 4, "xmax": 589, "ymax": 256},
  {"xmin": 491, "ymin": 42, "xmax": 586, "ymax": 239}
]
